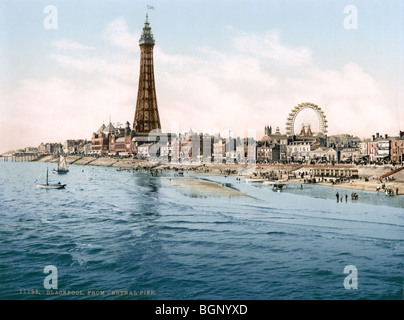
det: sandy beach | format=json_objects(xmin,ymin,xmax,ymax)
[
  {"xmin": 169, "ymin": 177, "xmax": 250, "ymax": 198},
  {"xmin": 289, "ymin": 178, "xmax": 403, "ymax": 195}
]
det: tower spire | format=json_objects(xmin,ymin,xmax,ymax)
[
  {"xmin": 139, "ymin": 13, "xmax": 155, "ymax": 45},
  {"xmin": 133, "ymin": 14, "xmax": 161, "ymax": 133}
]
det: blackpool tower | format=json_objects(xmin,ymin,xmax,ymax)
[{"xmin": 133, "ymin": 14, "xmax": 161, "ymax": 133}]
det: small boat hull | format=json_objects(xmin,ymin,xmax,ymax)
[
  {"xmin": 37, "ymin": 165, "xmax": 66, "ymax": 189},
  {"xmin": 53, "ymin": 169, "xmax": 69, "ymax": 174},
  {"xmin": 37, "ymin": 184, "xmax": 66, "ymax": 189}
]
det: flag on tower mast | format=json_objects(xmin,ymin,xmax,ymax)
[{"xmin": 147, "ymin": 5, "xmax": 155, "ymax": 10}]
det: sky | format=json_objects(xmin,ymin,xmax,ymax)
[{"xmin": 0, "ymin": 0, "xmax": 403, "ymax": 153}]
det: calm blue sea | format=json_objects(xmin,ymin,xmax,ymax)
[{"xmin": 0, "ymin": 161, "xmax": 403, "ymax": 300}]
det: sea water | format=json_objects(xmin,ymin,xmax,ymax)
[{"xmin": 0, "ymin": 161, "xmax": 403, "ymax": 299}]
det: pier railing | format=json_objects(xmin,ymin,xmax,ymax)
[{"xmin": 1, "ymin": 154, "xmax": 39, "ymax": 162}]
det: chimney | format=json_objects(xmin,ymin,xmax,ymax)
[{"xmin": 372, "ymin": 135, "xmax": 375, "ymax": 141}]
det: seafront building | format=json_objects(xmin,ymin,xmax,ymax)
[
  {"xmin": 308, "ymin": 147, "xmax": 337, "ymax": 163},
  {"xmin": 336, "ymin": 146, "xmax": 361, "ymax": 163},
  {"xmin": 90, "ymin": 122, "xmax": 115, "ymax": 155},
  {"xmin": 286, "ymin": 141, "xmax": 312, "ymax": 163},
  {"xmin": 212, "ymin": 136, "xmax": 226, "ymax": 163},
  {"xmin": 38, "ymin": 142, "xmax": 62, "ymax": 154},
  {"xmin": 368, "ymin": 133, "xmax": 391, "ymax": 163},
  {"xmin": 63, "ymin": 139, "xmax": 90, "ymax": 155},
  {"xmin": 328, "ymin": 134, "xmax": 361, "ymax": 148},
  {"xmin": 256, "ymin": 140, "xmax": 280, "ymax": 163},
  {"xmin": 390, "ymin": 134, "xmax": 404, "ymax": 163}
]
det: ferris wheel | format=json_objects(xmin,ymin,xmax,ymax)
[{"xmin": 285, "ymin": 102, "xmax": 328, "ymax": 136}]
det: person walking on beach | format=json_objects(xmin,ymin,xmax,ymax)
[
  {"xmin": 336, "ymin": 192, "xmax": 339, "ymax": 202},
  {"xmin": 345, "ymin": 194, "xmax": 348, "ymax": 203}
]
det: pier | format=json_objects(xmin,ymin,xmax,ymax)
[{"xmin": 1, "ymin": 154, "xmax": 38, "ymax": 162}]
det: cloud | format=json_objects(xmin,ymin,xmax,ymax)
[
  {"xmin": 48, "ymin": 52, "xmax": 138, "ymax": 83},
  {"xmin": 0, "ymin": 76, "xmax": 137, "ymax": 152},
  {"xmin": 52, "ymin": 39, "xmax": 95, "ymax": 51},
  {"xmin": 233, "ymin": 30, "xmax": 312, "ymax": 67},
  {"xmin": 102, "ymin": 16, "xmax": 140, "ymax": 52}
]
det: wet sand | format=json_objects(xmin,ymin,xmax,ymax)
[{"xmin": 169, "ymin": 177, "xmax": 250, "ymax": 198}]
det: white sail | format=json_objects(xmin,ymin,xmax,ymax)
[{"xmin": 58, "ymin": 155, "xmax": 68, "ymax": 171}]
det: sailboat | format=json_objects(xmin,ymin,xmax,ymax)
[
  {"xmin": 37, "ymin": 166, "xmax": 66, "ymax": 189},
  {"xmin": 53, "ymin": 154, "xmax": 69, "ymax": 174}
]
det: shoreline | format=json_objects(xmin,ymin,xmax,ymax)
[
  {"xmin": 289, "ymin": 178, "xmax": 403, "ymax": 195},
  {"xmin": 7, "ymin": 154, "xmax": 404, "ymax": 196}
]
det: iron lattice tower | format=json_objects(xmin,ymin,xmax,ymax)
[{"xmin": 133, "ymin": 14, "xmax": 161, "ymax": 133}]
